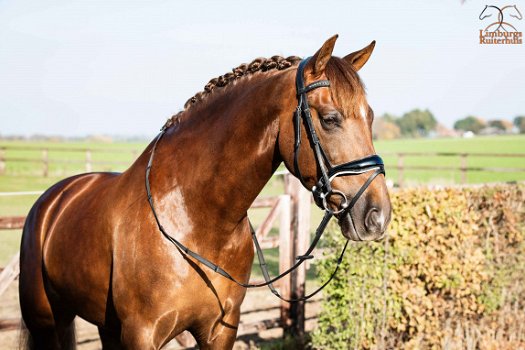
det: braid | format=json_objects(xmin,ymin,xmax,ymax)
[{"xmin": 162, "ymin": 55, "xmax": 301, "ymax": 130}]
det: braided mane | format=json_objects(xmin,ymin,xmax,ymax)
[{"xmin": 163, "ymin": 55, "xmax": 301, "ymax": 130}]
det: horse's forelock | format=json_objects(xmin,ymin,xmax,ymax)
[{"xmin": 325, "ymin": 57, "xmax": 367, "ymax": 119}]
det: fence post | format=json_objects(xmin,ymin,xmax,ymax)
[
  {"xmin": 0, "ymin": 147, "xmax": 5, "ymax": 175},
  {"xmin": 279, "ymin": 195, "xmax": 292, "ymax": 330},
  {"xmin": 460, "ymin": 153, "xmax": 468, "ymax": 184},
  {"xmin": 397, "ymin": 153, "xmax": 404, "ymax": 188},
  {"xmin": 85, "ymin": 149, "xmax": 92, "ymax": 173},
  {"xmin": 284, "ymin": 174, "xmax": 310, "ymax": 346},
  {"xmin": 42, "ymin": 149, "xmax": 48, "ymax": 177},
  {"xmin": 0, "ymin": 252, "xmax": 20, "ymax": 298}
]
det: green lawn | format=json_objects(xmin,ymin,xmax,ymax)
[
  {"xmin": 2, "ymin": 134, "xmax": 523, "ymax": 186},
  {"xmin": 0, "ymin": 140, "xmax": 142, "ymax": 177},
  {"xmin": 374, "ymin": 135, "xmax": 525, "ymax": 186},
  {"xmin": 1, "ymin": 134, "xmax": 524, "ymax": 270}
]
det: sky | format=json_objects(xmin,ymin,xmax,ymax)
[{"xmin": 1, "ymin": 0, "xmax": 524, "ymax": 137}]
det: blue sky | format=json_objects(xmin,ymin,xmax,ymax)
[{"xmin": 1, "ymin": 0, "xmax": 524, "ymax": 137}]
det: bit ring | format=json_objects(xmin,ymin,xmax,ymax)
[{"xmin": 322, "ymin": 189, "xmax": 349, "ymax": 215}]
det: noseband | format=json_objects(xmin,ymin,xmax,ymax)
[{"xmin": 145, "ymin": 57, "xmax": 386, "ymax": 302}]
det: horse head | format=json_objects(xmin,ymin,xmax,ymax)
[
  {"xmin": 479, "ymin": 5, "xmax": 505, "ymax": 23},
  {"xmin": 507, "ymin": 5, "xmax": 523, "ymax": 20},
  {"xmin": 278, "ymin": 35, "xmax": 391, "ymax": 242},
  {"xmin": 479, "ymin": 5, "xmax": 493, "ymax": 20}
]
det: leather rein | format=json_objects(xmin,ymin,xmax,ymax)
[{"xmin": 145, "ymin": 57, "xmax": 385, "ymax": 302}]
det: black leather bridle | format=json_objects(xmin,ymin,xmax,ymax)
[
  {"xmin": 145, "ymin": 57, "xmax": 386, "ymax": 302},
  {"xmin": 293, "ymin": 58, "xmax": 385, "ymax": 217}
]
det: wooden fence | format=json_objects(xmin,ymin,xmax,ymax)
[
  {"xmin": 0, "ymin": 145, "xmax": 138, "ymax": 177},
  {"xmin": 389, "ymin": 151, "xmax": 525, "ymax": 187},
  {"xmin": 0, "ymin": 174, "xmax": 312, "ymax": 345},
  {"xmin": 1, "ymin": 145, "xmax": 525, "ymax": 186}
]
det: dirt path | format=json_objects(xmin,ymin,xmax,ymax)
[{"xmin": 1, "ymin": 280, "xmax": 320, "ymax": 349}]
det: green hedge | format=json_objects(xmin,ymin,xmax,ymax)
[{"xmin": 312, "ymin": 184, "xmax": 525, "ymax": 350}]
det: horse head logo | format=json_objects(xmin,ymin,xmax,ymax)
[
  {"xmin": 507, "ymin": 5, "xmax": 523, "ymax": 20},
  {"xmin": 479, "ymin": 4, "xmax": 522, "ymax": 32},
  {"xmin": 479, "ymin": 5, "xmax": 500, "ymax": 20}
]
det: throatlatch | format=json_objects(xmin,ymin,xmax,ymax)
[{"xmin": 145, "ymin": 56, "xmax": 386, "ymax": 302}]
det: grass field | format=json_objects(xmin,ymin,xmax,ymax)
[
  {"xmin": 1, "ymin": 134, "xmax": 524, "ymax": 184},
  {"xmin": 1, "ymin": 134, "xmax": 524, "ymax": 271},
  {"xmin": 375, "ymin": 134, "xmax": 525, "ymax": 185}
]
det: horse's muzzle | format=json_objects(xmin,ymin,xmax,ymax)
[{"xmin": 337, "ymin": 205, "xmax": 390, "ymax": 241}]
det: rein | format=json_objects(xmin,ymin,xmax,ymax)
[{"xmin": 145, "ymin": 57, "xmax": 385, "ymax": 302}]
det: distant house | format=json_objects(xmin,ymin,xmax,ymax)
[
  {"xmin": 462, "ymin": 131, "xmax": 475, "ymax": 138},
  {"xmin": 433, "ymin": 124, "xmax": 460, "ymax": 138},
  {"xmin": 479, "ymin": 126, "xmax": 505, "ymax": 135},
  {"xmin": 480, "ymin": 119, "xmax": 516, "ymax": 135}
]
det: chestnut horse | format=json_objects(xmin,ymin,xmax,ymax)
[{"xmin": 19, "ymin": 35, "xmax": 391, "ymax": 349}]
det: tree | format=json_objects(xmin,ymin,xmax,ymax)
[
  {"xmin": 381, "ymin": 113, "xmax": 398, "ymax": 123},
  {"xmin": 453, "ymin": 116, "xmax": 485, "ymax": 134},
  {"xmin": 488, "ymin": 119, "xmax": 512, "ymax": 132},
  {"xmin": 373, "ymin": 116, "xmax": 401, "ymax": 140},
  {"xmin": 514, "ymin": 116, "xmax": 525, "ymax": 134},
  {"xmin": 395, "ymin": 109, "xmax": 438, "ymax": 137}
]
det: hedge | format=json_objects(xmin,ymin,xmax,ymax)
[{"xmin": 312, "ymin": 184, "xmax": 525, "ymax": 350}]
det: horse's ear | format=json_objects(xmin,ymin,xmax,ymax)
[
  {"xmin": 310, "ymin": 34, "xmax": 338, "ymax": 75},
  {"xmin": 343, "ymin": 40, "xmax": 376, "ymax": 71}
]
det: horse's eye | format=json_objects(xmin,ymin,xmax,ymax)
[{"xmin": 320, "ymin": 113, "xmax": 342, "ymax": 130}]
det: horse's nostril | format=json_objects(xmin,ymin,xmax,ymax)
[{"xmin": 365, "ymin": 208, "xmax": 385, "ymax": 234}]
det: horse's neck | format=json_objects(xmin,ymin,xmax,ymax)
[{"xmin": 148, "ymin": 70, "xmax": 295, "ymax": 235}]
